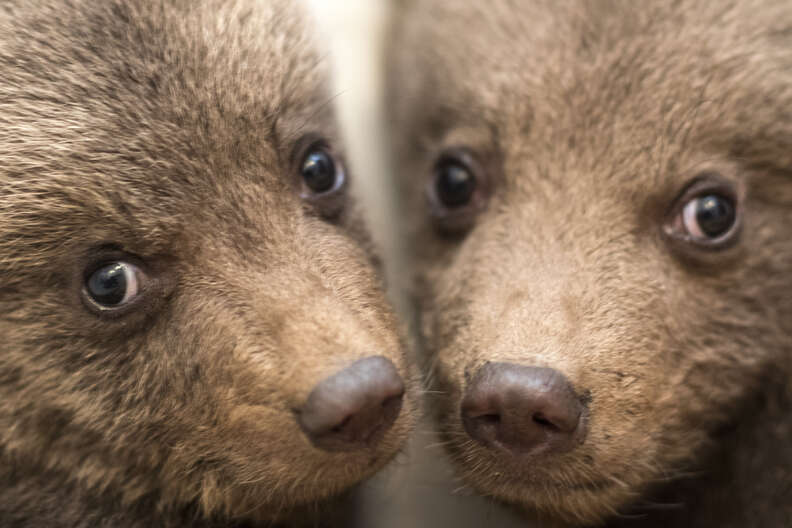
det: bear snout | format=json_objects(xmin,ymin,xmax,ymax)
[
  {"xmin": 298, "ymin": 356, "xmax": 405, "ymax": 452},
  {"xmin": 461, "ymin": 362, "xmax": 587, "ymax": 456}
]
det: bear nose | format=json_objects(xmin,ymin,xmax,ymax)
[
  {"xmin": 461, "ymin": 363, "xmax": 586, "ymax": 455},
  {"xmin": 298, "ymin": 356, "xmax": 405, "ymax": 452}
]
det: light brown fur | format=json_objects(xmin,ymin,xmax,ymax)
[
  {"xmin": 0, "ymin": 1, "xmax": 416, "ymax": 526},
  {"xmin": 387, "ymin": 1, "xmax": 792, "ymax": 526}
]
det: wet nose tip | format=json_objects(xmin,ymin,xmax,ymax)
[
  {"xmin": 461, "ymin": 362, "xmax": 586, "ymax": 455},
  {"xmin": 298, "ymin": 356, "xmax": 405, "ymax": 452}
]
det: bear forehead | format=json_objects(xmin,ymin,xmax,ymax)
[
  {"xmin": 0, "ymin": 0, "xmax": 336, "ymax": 272},
  {"xmin": 0, "ymin": 0, "xmax": 333, "ymax": 188},
  {"xmin": 395, "ymin": 0, "xmax": 792, "ymax": 170}
]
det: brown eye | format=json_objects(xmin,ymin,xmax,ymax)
[
  {"xmin": 665, "ymin": 173, "xmax": 742, "ymax": 250},
  {"xmin": 301, "ymin": 147, "xmax": 343, "ymax": 195},
  {"xmin": 296, "ymin": 140, "xmax": 348, "ymax": 218},
  {"xmin": 435, "ymin": 160, "xmax": 476, "ymax": 208},
  {"xmin": 85, "ymin": 262, "xmax": 141, "ymax": 308},
  {"xmin": 681, "ymin": 194, "xmax": 736, "ymax": 240},
  {"xmin": 77, "ymin": 249, "xmax": 175, "ymax": 323},
  {"xmin": 428, "ymin": 149, "xmax": 489, "ymax": 234},
  {"xmin": 80, "ymin": 256, "xmax": 153, "ymax": 319}
]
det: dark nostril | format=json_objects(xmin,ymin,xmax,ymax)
[
  {"xmin": 331, "ymin": 416, "xmax": 351, "ymax": 434},
  {"xmin": 532, "ymin": 412, "xmax": 558, "ymax": 430},
  {"xmin": 298, "ymin": 356, "xmax": 405, "ymax": 452},
  {"xmin": 461, "ymin": 362, "xmax": 587, "ymax": 456}
]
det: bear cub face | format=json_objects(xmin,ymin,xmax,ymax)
[
  {"xmin": 388, "ymin": 0, "xmax": 792, "ymax": 524},
  {"xmin": 0, "ymin": 0, "xmax": 414, "ymax": 524}
]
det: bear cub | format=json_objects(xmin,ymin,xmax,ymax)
[
  {"xmin": 388, "ymin": 1, "xmax": 792, "ymax": 527},
  {"xmin": 0, "ymin": 1, "xmax": 415, "ymax": 526}
]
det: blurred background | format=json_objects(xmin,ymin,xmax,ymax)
[{"xmin": 303, "ymin": 2, "xmax": 530, "ymax": 527}]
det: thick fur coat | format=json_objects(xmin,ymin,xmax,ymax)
[
  {"xmin": 387, "ymin": 1, "xmax": 792, "ymax": 526},
  {"xmin": 0, "ymin": 1, "xmax": 415, "ymax": 526}
]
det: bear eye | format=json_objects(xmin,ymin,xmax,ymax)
[
  {"xmin": 84, "ymin": 262, "xmax": 142, "ymax": 309},
  {"xmin": 427, "ymin": 148, "xmax": 489, "ymax": 235},
  {"xmin": 434, "ymin": 159, "xmax": 477, "ymax": 208},
  {"xmin": 681, "ymin": 194, "xmax": 736, "ymax": 240},
  {"xmin": 300, "ymin": 146, "xmax": 345, "ymax": 196},
  {"xmin": 664, "ymin": 173, "xmax": 741, "ymax": 250}
]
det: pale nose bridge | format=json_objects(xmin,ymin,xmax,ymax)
[
  {"xmin": 491, "ymin": 280, "xmax": 579, "ymax": 369},
  {"xmin": 253, "ymin": 264, "xmax": 383, "ymax": 396},
  {"xmin": 474, "ymin": 220, "xmax": 584, "ymax": 370}
]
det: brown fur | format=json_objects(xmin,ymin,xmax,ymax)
[
  {"xmin": 387, "ymin": 1, "xmax": 792, "ymax": 526},
  {"xmin": 0, "ymin": 1, "xmax": 417, "ymax": 526}
]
